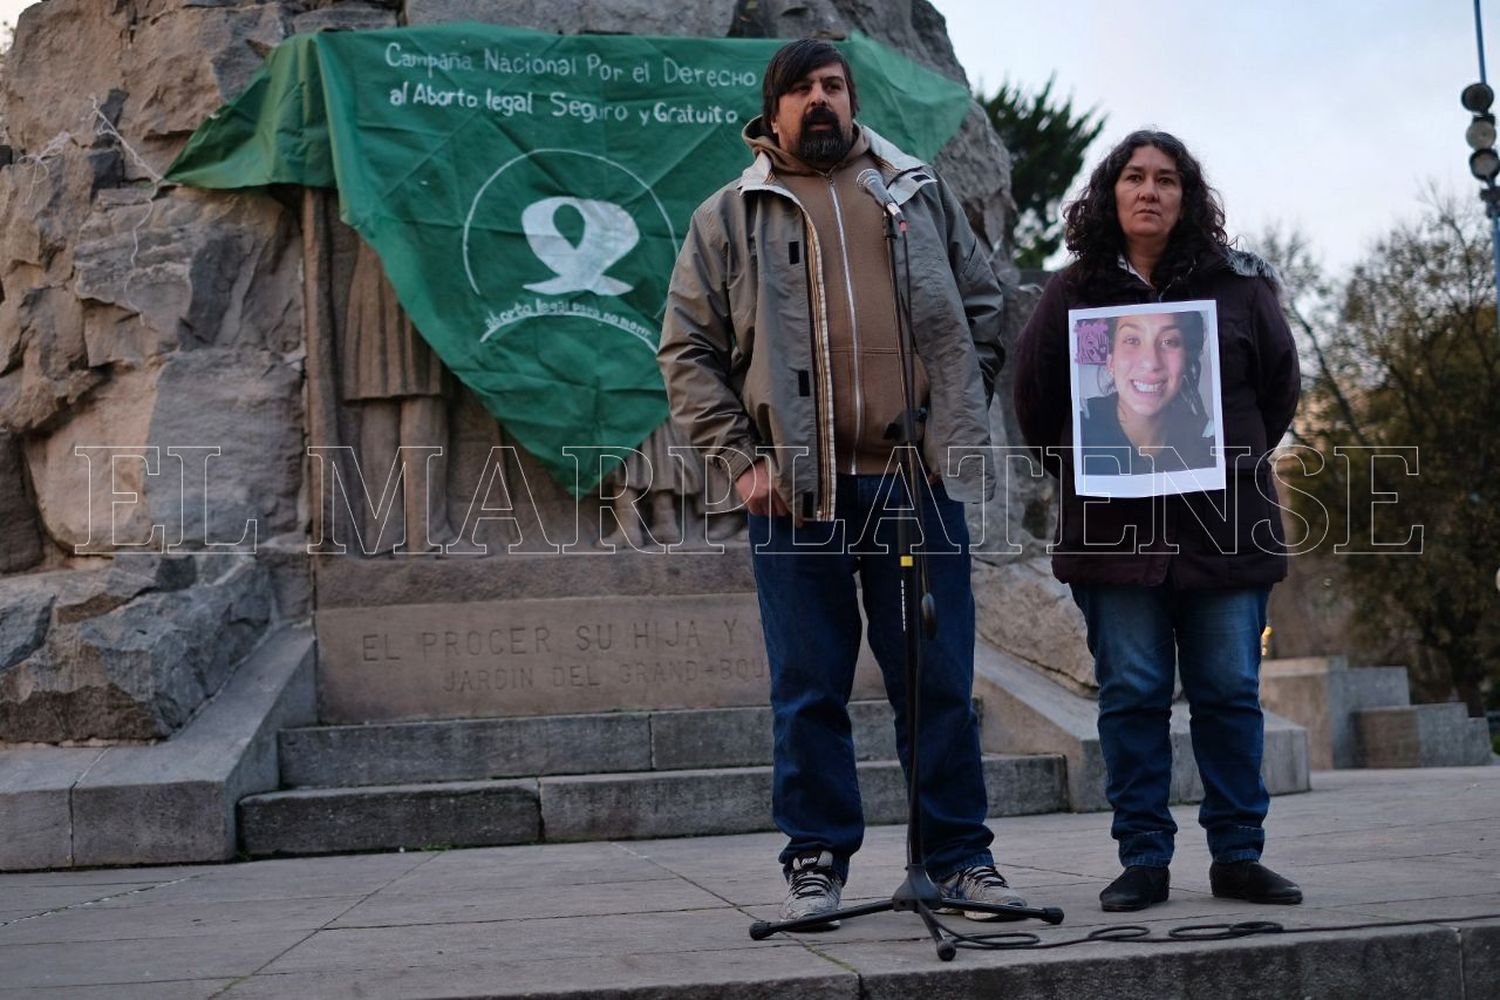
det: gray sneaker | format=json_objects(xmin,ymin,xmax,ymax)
[
  {"xmin": 938, "ymin": 864, "xmax": 1027, "ymax": 921},
  {"xmin": 779, "ymin": 850, "xmax": 844, "ymax": 929}
]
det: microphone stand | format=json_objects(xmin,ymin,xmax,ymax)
[{"xmin": 748, "ymin": 194, "xmax": 1064, "ymax": 960}]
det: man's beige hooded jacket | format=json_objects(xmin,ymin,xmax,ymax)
[{"xmin": 657, "ymin": 120, "xmax": 1004, "ymax": 521}]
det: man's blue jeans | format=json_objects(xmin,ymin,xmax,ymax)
[
  {"xmin": 1070, "ymin": 584, "xmax": 1271, "ymax": 868},
  {"xmin": 748, "ymin": 473, "xmax": 994, "ymax": 884}
]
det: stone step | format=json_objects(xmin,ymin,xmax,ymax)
[
  {"xmin": 1, "ymin": 624, "xmax": 316, "ymax": 872},
  {"xmin": 1353, "ymin": 703, "xmax": 1495, "ymax": 768},
  {"xmin": 239, "ymin": 753, "xmax": 1067, "ymax": 857},
  {"xmin": 280, "ymin": 713, "xmax": 651, "ymax": 788},
  {"xmin": 1261, "ymin": 659, "xmax": 1411, "ymax": 769},
  {"xmin": 278, "ymin": 699, "xmax": 908, "ymax": 787},
  {"xmin": 240, "ymin": 779, "xmax": 540, "ymax": 856}
]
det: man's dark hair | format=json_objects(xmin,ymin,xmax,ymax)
[
  {"xmin": 760, "ymin": 39, "xmax": 859, "ymax": 124},
  {"xmin": 1062, "ymin": 129, "xmax": 1228, "ymax": 297}
]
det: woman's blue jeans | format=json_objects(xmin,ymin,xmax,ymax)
[
  {"xmin": 1070, "ymin": 584, "xmax": 1272, "ymax": 869},
  {"xmin": 749, "ymin": 473, "xmax": 994, "ymax": 883}
]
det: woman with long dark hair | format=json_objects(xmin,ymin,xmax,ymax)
[{"xmin": 1013, "ymin": 130, "xmax": 1302, "ymax": 912}]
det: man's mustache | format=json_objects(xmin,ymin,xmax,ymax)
[{"xmin": 803, "ymin": 108, "xmax": 841, "ymax": 128}]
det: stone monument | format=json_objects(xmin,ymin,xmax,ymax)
[
  {"xmin": 0, "ymin": 0, "xmax": 1060, "ymax": 735},
  {"xmin": 0, "ymin": 0, "xmax": 1185, "ymax": 870}
]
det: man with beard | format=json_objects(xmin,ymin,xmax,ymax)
[{"xmin": 658, "ymin": 39, "xmax": 1013, "ymax": 929}]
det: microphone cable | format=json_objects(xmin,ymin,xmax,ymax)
[{"xmin": 918, "ymin": 909, "xmax": 1500, "ymax": 952}]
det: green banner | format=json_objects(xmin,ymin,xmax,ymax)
[{"xmin": 167, "ymin": 24, "xmax": 971, "ymax": 495}]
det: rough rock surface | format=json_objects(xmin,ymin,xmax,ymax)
[
  {"xmin": 147, "ymin": 349, "xmax": 306, "ymax": 546},
  {"xmin": 21, "ymin": 348, "xmax": 303, "ymax": 553},
  {"xmin": 972, "ymin": 280, "xmax": 1053, "ymax": 557},
  {"xmin": 973, "ymin": 557, "xmax": 1097, "ymax": 696},
  {"xmin": 0, "ymin": 283, "xmax": 103, "ymax": 436},
  {"xmin": 0, "ymin": 555, "xmax": 273, "ymax": 742},
  {"xmin": 52, "ymin": 552, "xmax": 199, "ymax": 626},
  {"xmin": 72, "ymin": 188, "xmax": 302, "ymax": 363},
  {"xmin": 124, "ymin": 5, "xmax": 290, "ymax": 171},
  {"xmin": 0, "ymin": 431, "xmax": 44, "ymax": 573},
  {"xmin": 22, "ymin": 366, "xmax": 162, "ymax": 551},
  {"xmin": 292, "ymin": 2, "xmax": 401, "ymax": 33},
  {"xmin": 0, "ymin": 1, "xmax": 309, "ymax": 569},
  {"xmin": 0, "ymin": 2, "xmax": 131, "ymax": 157},
  {"xmin": 0, "ymin": 576, "xmax": 54, "ymax": 673},
  {"xmin": 405, "ymin": 0, "xmax": 742, "ymax": 37}
]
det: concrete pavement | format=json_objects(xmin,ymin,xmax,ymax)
[{"xmin": 1, "ymin": 766, "xmax": 1497, "ymax": 999}]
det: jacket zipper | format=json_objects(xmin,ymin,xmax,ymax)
[
  {"xmin": 738, "ymin": 158, "xmax": 931, "ymax": 521},
  {"xmin": 826, "ymin": 175, "xmax": 863, "ymax": 475},
  {"xmin": 799, "ymin": 210, "xmax": 838, "ymax": 521}
]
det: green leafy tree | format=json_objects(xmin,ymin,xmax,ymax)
[
  {"xmin": 980, "ymin": 75, "xmax": 1104, "ymax": 269},
  {"xmin": 1267, "ymin": 198, "xmax": 1500, "ymax": 715}
]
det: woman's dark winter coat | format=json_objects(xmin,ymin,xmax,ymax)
[{"xmin": 1013, "ymin": 249, "xmax": 1301, "ymax": 589}]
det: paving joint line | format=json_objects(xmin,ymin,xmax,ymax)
[
  {"xmin": 1276, "ymin": 817, "xmax": 1500, "ymax": 837},
  {"xmin": 218, "ymin": 937, "xmax": 817, "ymax": 991},
  {"xmin": 801, "ymin": 941, "xmax": 864, "ymax": 980},
  {"xmin": 610, "ymin": 840, "xmax": 868, "ymax": 970},
  {"xmin": 611, "ymin": 840, "xmax": 763, "ymax": 913},
  {"xmin": 328, "ymin": 902, "xmax": 740, "ymax": 931},
  {"xmin": 63, "ymin": 748, "xmax": 108, "ymax": 869},
  {"xmin": 1329, "ymin": 902, "xmax": 1500, "ymax": 923},
  {"xmin": 0, "ymin": 872, "xmax": 203, "ymax": 929},
  {"xmin": 212, "ymin": 846, "xmax": 451, "ymax": 991}
]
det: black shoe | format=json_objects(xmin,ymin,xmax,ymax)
[
  {"xmin": 1209, "ymin": 861, "xmax": 1303, "ymax": 904},
  {"xmin": 1100, "ymin": 865, "xmax": 1170, "ymax": 912}
]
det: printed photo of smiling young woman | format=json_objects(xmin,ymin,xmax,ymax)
[{"xmin": 1067, "ymin": 300, "xmax": 1226, "ymax": 498}]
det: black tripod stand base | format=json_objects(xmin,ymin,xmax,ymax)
[
  {"xmin": 747, "ymin": 867, "xmax": 1065, "ymax": 950},
  {"xmin": 748, "ymin": 898, "xmax": 898, "ymax": 939},
  {"xmin": 748, "ymin": 897, "xmax": 960, "ymax": 960},
  {"xmin": 934, "ymin": 901, "xmax": 1067, "ymax": 925}
]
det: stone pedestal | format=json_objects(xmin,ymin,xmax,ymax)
[
  {"xmin": 1261, "ymin": 656, "xmax": 1409, "ymax": 769},
  {"xmin": 319, "ymin": 593, "xmax": 776, "ymax": 721},
  {"xmin": 312, "ymin": 552, "xmax": 884, "ymax": 723}
]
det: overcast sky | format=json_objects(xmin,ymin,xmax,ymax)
[
  {"xmin": 930, "ymin": 0, "xmax": 1492, "ymax": 273},
  {"xmin": 1, "ymin": 0, "xmax": 1493, "ymax": 273},
  {"xmin": 0, "ymin": 0, "xmax": 23, "ymax": 35}
]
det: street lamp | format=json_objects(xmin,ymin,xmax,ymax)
[
  {"xmin": 1465, "ymin": 4, "xmax": 1500, "ymax": 320},
  {"xmin": 1463, "ymin": 82, "xmax": 1500, "ymax": 177},
  {"xmin": 1468, "ymin": 5, "xmax": 1500, "ymax": 610}
]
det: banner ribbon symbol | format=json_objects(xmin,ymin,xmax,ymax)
[{"xmin": 521, "ymin": 196, "xmax": 640, "ymax": 296}]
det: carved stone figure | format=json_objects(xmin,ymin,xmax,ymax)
[
  {"xmin": 600, "ymin": 417, "xmax": 702, "ymax": 548},
  {"xmin": 340, "ymin": 240, "xmax": 454, "ymax": 552},
  {"xmin": 301, "ymin": 187, "xmax": 458, "ymax": 556},
  {"xmin": 597, "ymin": 417, "xmax": 750, "ymax": 548}
]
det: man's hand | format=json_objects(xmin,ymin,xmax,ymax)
[{"xmin": 734, "ymin": 459, "xmax": 790, "ymax": 517}]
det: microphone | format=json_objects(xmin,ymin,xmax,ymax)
[{"xmin": 856, "ymin": 168, "xmax": 906, "ymax": 228}]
